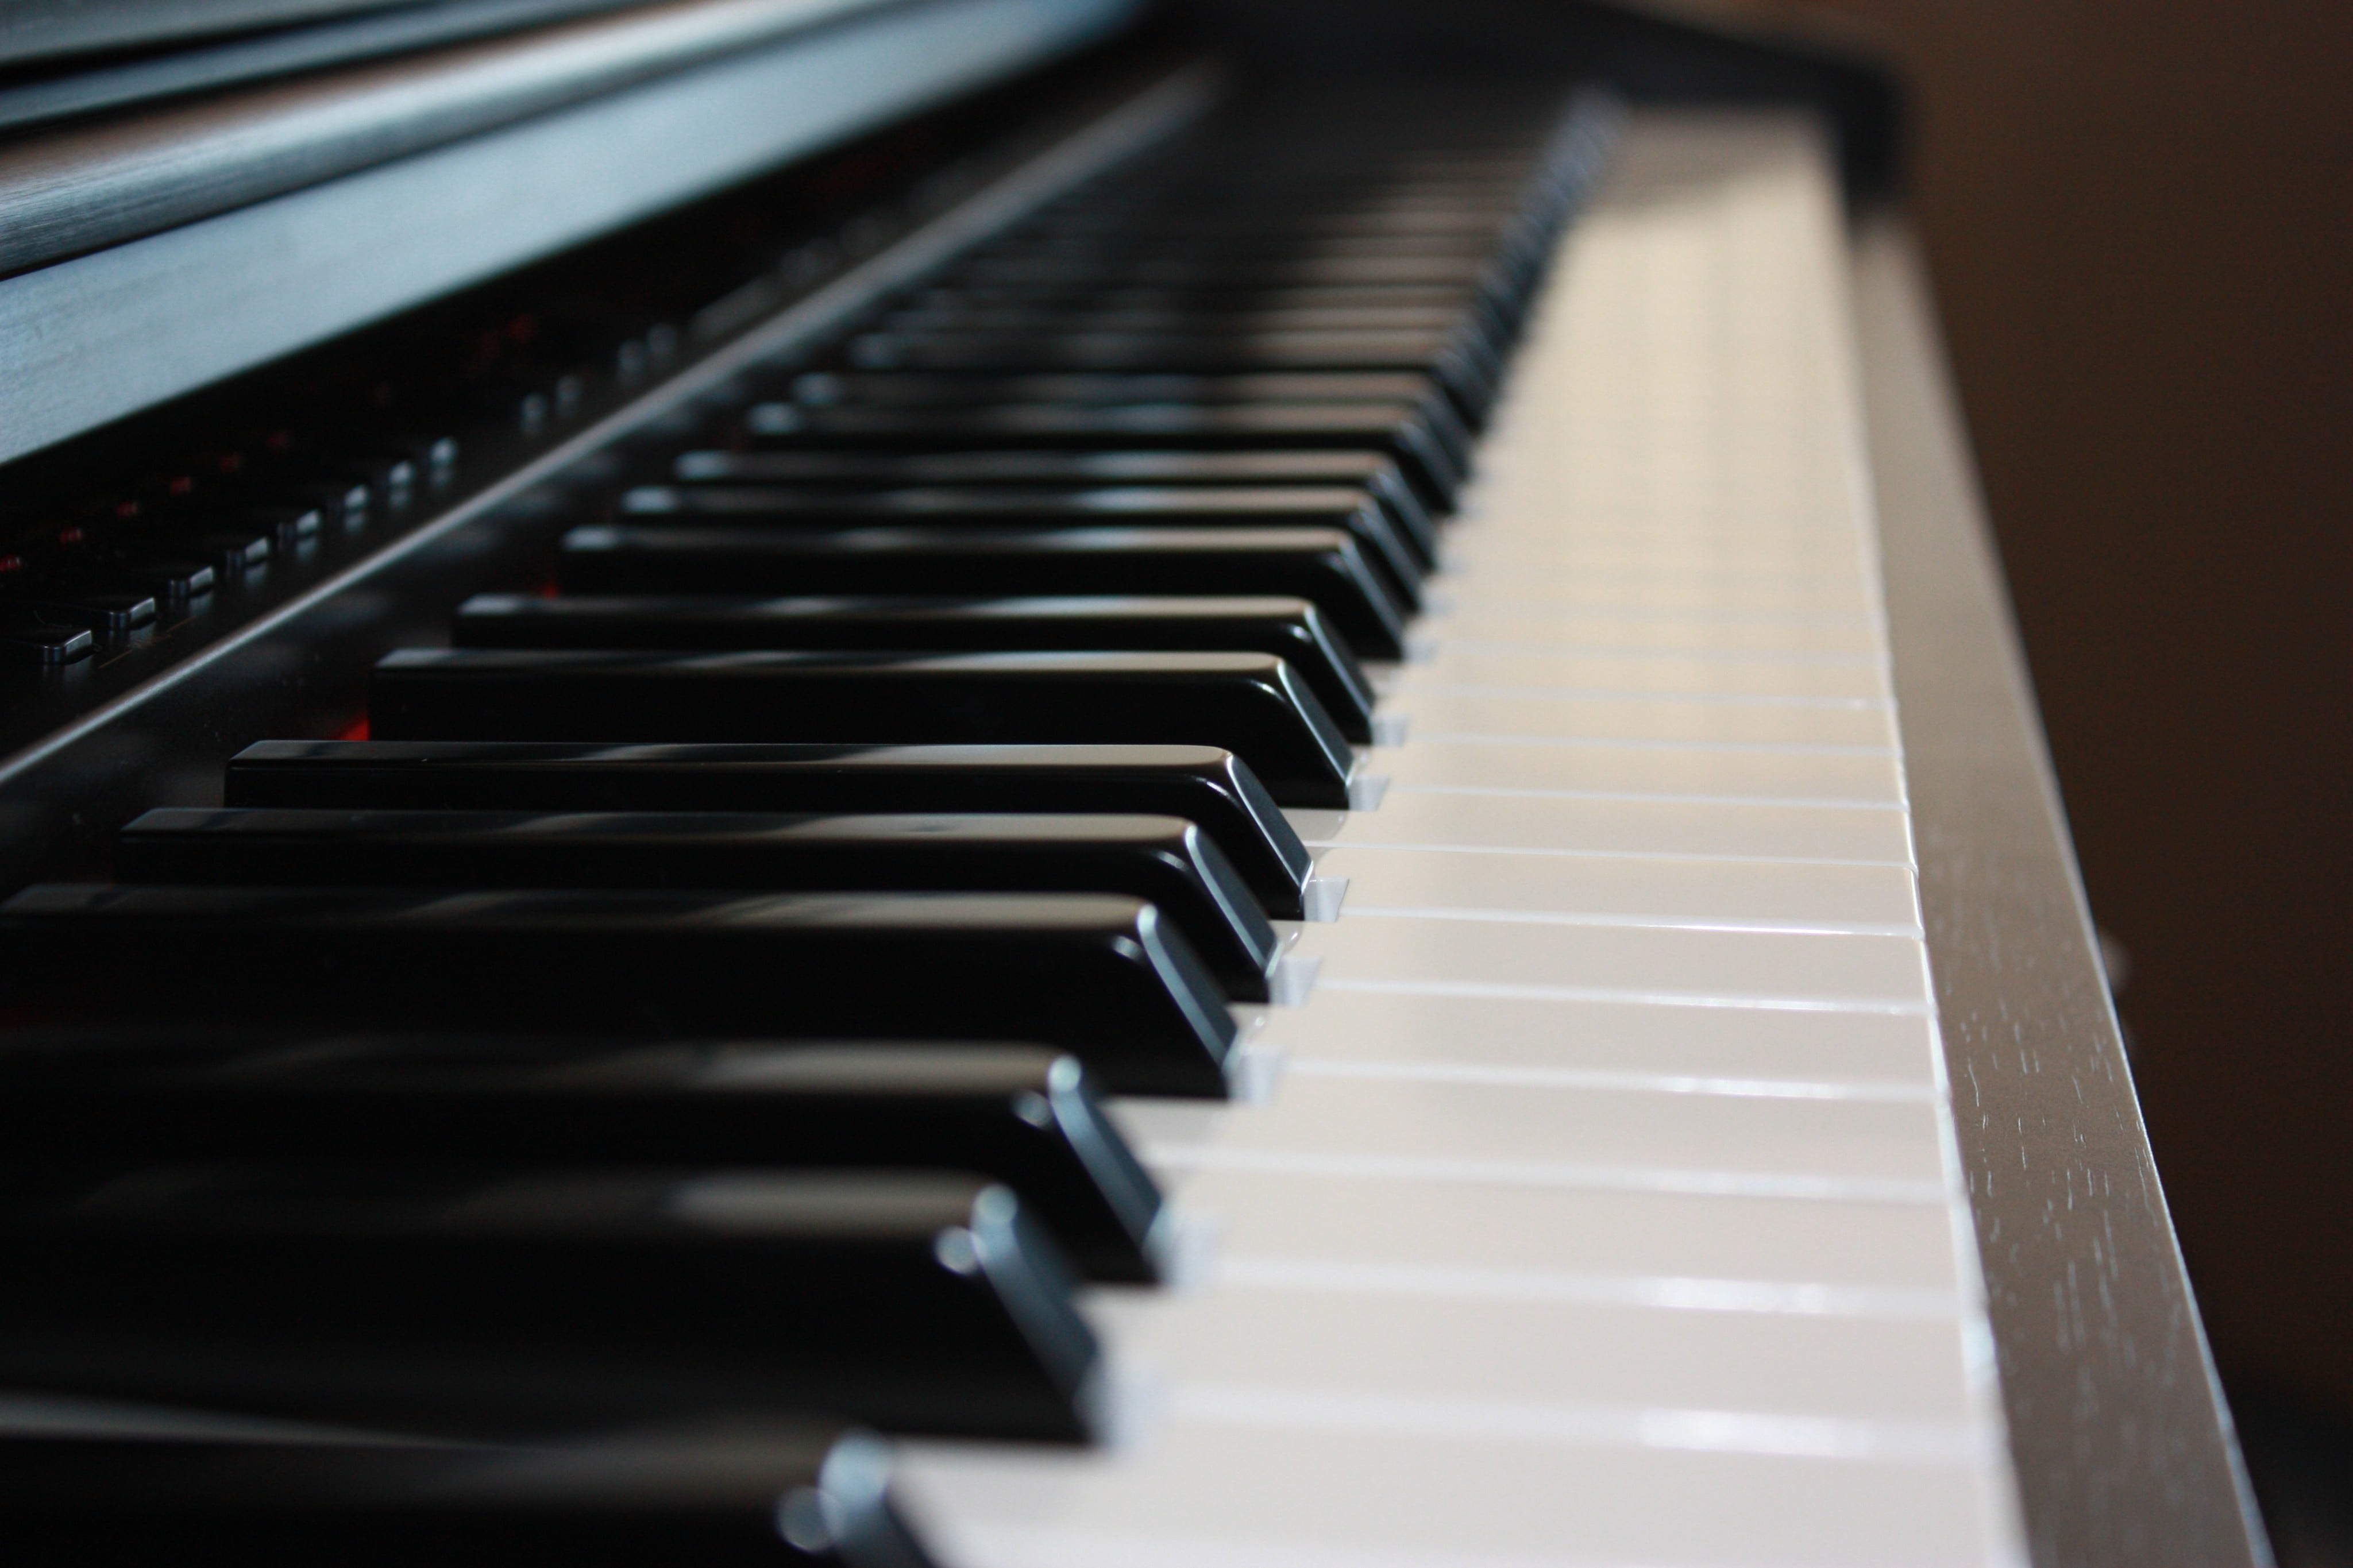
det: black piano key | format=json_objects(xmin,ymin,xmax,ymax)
[
  {"xmin": 124, "ymin": 524, "xmax": 271, "ymax": 575},
  {"xmin": 875, "ymin": 304, "xmax": 1477, "ymax": 334},
  {"xmin": 785, "ymin": 368, "xmax": 1464, "ymax": 427},
  {"xmin": 252, "ymin": 476, "xmax": 371, "ymax": 532},
  {"xmin": 0, "ymin": 884, "xmax": 1237, "ymax": 1097},
  {"xmin": 223, "ymin": 741, "xmax": 1315, "ymax": 918},
  {"xmin": 669, "ymin": 448, "xmax": 1439, "ymax": 559},
  {"xmin": 0, "ymin": 1424, "xmax": 938, "ymax": 1567},
  {"xmin": 8, "ymin": 588, "xmax": 156, "ymax": 634},
  {"xmin": 244, "ymin": 501, "xmax": 325, "ymax": 550},
  {"xmin": 907, "ymin": 282, "xmax": 1500, "ymax": 316},
  {"xmin": 0, "ymin": 1034, "xmax": 1164, "ymax": 1283},
  {"xmin": 372, "ymin": 646, "xmax": 1356, "ymax": 809},
  {"xmin": 972, "ymin": 231, "xmax": 1507, "ymax": 261},
  {"xmin": 0, "ymin": 609, "xmax": 94, "ymax": 665},
  {"xmin": 0, "ymin": 1164, "xmax": 1100, "ymax": 1441},
  {"xmin": 557, "ymin": 524, "xmax": 1410, "ymax": 663},
  {"xmin": 942, "ymin": 255, "xmax": 1508, "ymax": 292},
  {"xmin": 86, "ymin": 551, "xmax": 217, "ymax": 601},
  {"xmin": 453, "ymin": 592, "xmax": 1378, "ymax": 744},
  {"xmin": 739, "ymin": 401, "xmax": 1465, "ymax": 511},
  {"xmin": 117, "ymin": 805, "xmax": 1280, "ymax": 1001},
  {"xmin": 618, "ymin": 483, "xmax": 1426, "ymax": 603}
]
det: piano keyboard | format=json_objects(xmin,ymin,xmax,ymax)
[
  {"xmin": 891, "ymin": 111, "xmax": 2031, "ymax": 1568},
  {"xmin": 0, "ymin": 49, "xmax": 2047, "ymax": 1568}
]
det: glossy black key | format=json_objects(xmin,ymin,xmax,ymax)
[
  {"xmin": 0, "ymin": 1164, "xmax": 1100, "ymax": 1440},
  {"xmin": 127, "ymin": 524, "xmax": 271, "ymax": 574},
  {"xmin": 618, "ymin": 483, "xmax": 1426, "ymax": 601},
  {"xmin": 0, "ymin": 1034, "xmax": 1164, "ymax": 1281},
  {"xmin": 373, "ymin": 646, "xmax": 1355, "ymax": 809},
  {"xmin": 899, "ymin": 284, "xmax": 1515, "ymax": 347},
  {"xmin": 756, "ymin": 379, "xmax": 1478, "ymax": 503},
  {"xmin": 224, "ymin": 741, "xmax": 1315, "ymax": 918},
  {"xmin": 874, "ymin": 306, "xmax": 1478, "ymax": 337},
  {"xmin": 254, "ymin": 476, "xmax": 371, "ymax": 532},
  {"xmin": 0, "ymin": 885, "xmax": 1236, "ymax": 1096},
  {"xmin": 0, "ymin": 1424, "xmax": 938, "ymax": 1567},
  {"xmin": 785, "ymin": 369, "xmax": 1462, "ymax": 428},
  {"xmin": 942, "ymin": 255, "xmax": 1507, "ymax": 292},
  {"xmin": 740, "ymin": 401, "xmax": 1464, "ymax": 511},
  {"xmin": 83, "ymin": 551, "xmax": 216, "ymax": 601},
  {"xmin": 557, "ymin": 524, "xmax": 1410, "ymax": 663},
  {"xmin": 118, "ymin": 806, "xmax": 1280, "ymax": 1001},
  {"xmin": 0, "ymin": 608, "xmax": 93, "ymax": 664},
  {"xmin": 670, "ymin": 448, "xmax": 1438, "ymax": 558},
  {"xmin": 907, "ymin": 282, "xmax": 1499, "ymax": 316},
  {"xmin": 11, "ymin": 586, "xmax": 158, "ymax": 634},
  {"xmin": 454, "ymin": 593, "xmax": 1377, "ymax": 743}
]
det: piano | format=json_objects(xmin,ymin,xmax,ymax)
[{"xmin": 0, "ymin": 1, "xmax": 2270, "ymax": 1563}]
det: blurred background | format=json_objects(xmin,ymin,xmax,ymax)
[{"xmin": 1715, "ymin": 0, "xmax": 2351, "ymax": 1558}]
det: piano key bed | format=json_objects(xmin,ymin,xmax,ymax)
[{"xmin": 0, "ymin": 44, "xmax": 2170, "ymax": 1567}]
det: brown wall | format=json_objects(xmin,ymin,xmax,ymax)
[{"xmin": 1740, "ymin": 0, "xmax": 2353, "ymax": 1409}]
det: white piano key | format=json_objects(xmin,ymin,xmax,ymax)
[
  {"xmin": 1169, "ymin": 1169, "xmax": 1969, "ymax": 1294},
  {"xmin": 1315, "ymin": 842, "xmax": 1920, "ymax": 931},
  {"xmin": 1089, "ymin": 1287, "xmax": 1978, "ymax": 1422},
  {"xmin": 1398, "ymin": 647, "xmax": 1893, "ymax": 700},
  {"xmin": 904, "ymin": 1426, "xmax": 2013, "ymax": 1568},
  {"xmin": 1405, "ymin": 608, "xmax": 1889, "ymax": 657},
  {"xmin": 1430, "ymin": 565, "xmax": 1882, "ymax": 616},
  {"xmin": 1287, "ymin": 912, "xmax": 1930, "ymax": 1010},
  {"xmin": 1112, "ymin": 1073, "xmax": 1949, "ymax": 1190},
  {"xmin": 1321, "ymin": 787, "xmax": 1915, "ymax": 863},
  {"xmin": 1253, "ymin": 987, "xmax": 1942, "ymax": 1085},
  {"xmin": 1384, "ymin": 686, "xmax": 1899, "ymax": 748},
  {"xmin": 1375, "ymin": 734, "xmax": 1907, "ymax": 804}
]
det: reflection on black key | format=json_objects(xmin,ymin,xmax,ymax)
[
  {"xmin": 223, "ymin": 741, "xmax": 1315, "ymax": 918},
  {"xmin": 741, "ymin": 402, "xmax": 1464, "ymax": 509},
  {"xmin": 79, "ymin": 553, "xmax": 216, "ymax": 602},
  {"xmin": 0, "ymin": 1035, "xmax": 1164, "ymax": 1282},
  {"xmin": 877, "ymin": 305, "xmax": 1476, "ymax": 335},
  {"xmin": 14, "ymin": 588, "xmax": 158, "ymax": 634},
  {"xmin": 0, "ymin": 1424, "xmax": 939, "ymax": 1567},
  {"xmin": 788, "ymin": 369, "xmax": 1443, "ymax": 404},
  {"xmin": 372, "ymin": 647, "xmax": 1355, "ymax": 809},
  {"xmin": 669, "ymin": 449, "xmax": 1437, "ymax": 558},
  {"xmin": 454, "ymin": 593, "xmax": 1377, "ymax": 743},
  {"xmin": 557, "ymin": 524, "xmax": 1409, "ymax": 662},
  {"xmin": 118, "ymin": 806, "xmax": 1279, "ymax": 1001},
  {"xmin": 0, "ymin": 885, "xmax": 1236, "ymax": 1096},
  {"xmin": 0, "ymin": 609, "xmax": 94, "ymax": 664},
  {"xmin": 840, "ymin": 333, "xmax": 1499, "ymax": 421},
  {"xmin": 618, "ymin": 484, "xmax": 1428, "ymax": 596},
  {"xmin": 0, "ymin": 1164, "xmax": 1100, "ymax": 1440}
]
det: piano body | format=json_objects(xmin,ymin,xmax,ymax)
[{"xmin": 0, "ymin": 1, "xmax": 2270, "ymax": 1563}]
